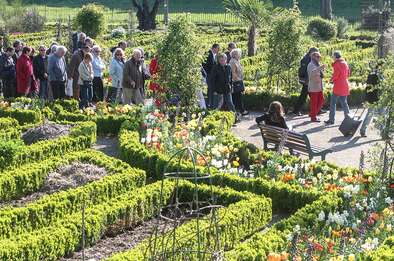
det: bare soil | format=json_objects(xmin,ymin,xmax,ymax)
[
  {"xmin": 0, "ymin": 162, "xmax": 108, "ymax": 208},
  {"xmin": 61, "ymin": 218, "xmax": 170, "ymax": 261},
  {"xmin": 22, "ymin": 121, "xmax": 71, "ymax": 145}
]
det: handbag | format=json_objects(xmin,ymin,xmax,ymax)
[
  {"xmin": 232, "ymin": 80, "xmax": 245, "ymax": 93},
  {"xmin": 65, "ymin": 79, "xmax": 73, "ymax": 97}
]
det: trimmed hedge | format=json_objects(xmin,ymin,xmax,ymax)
[
  {"xmin": 107, "ymin": 189, "xmax": 272, "ymax": 260},
  {"xmin": 0, "ymin": 121, "xmax": 96, "ymax": 170},
  {"xmin": 0, "ymin": 108, "xmax": 42, "ymax": 125},
  {"xmin": 0, "ymin": 149, "xmax": 146, "ymax": 239}
]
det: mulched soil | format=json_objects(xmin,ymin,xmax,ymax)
[
  {"xmin": 22, "ymin": 121, "xmax": 72, "ymax": 145},
  {"xmin": 0, "ymin": 162, "xmax": 108, "ymax": 208},
  {"xmin": 61, "ymin": 218, "xmax": 170, "ymax": 261}
]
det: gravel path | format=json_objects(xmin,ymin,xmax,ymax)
[
  {"xmin": 93, "ymin": 136, "xmax": 120, "ymax": 158},
  {"xmin": 232, "ymin": 109, "xmax": 382, "ymax": 168}
]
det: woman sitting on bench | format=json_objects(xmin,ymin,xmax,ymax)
[{"xmin": 256, "ymin": 101, "xmax": 289, "ymax": 130}]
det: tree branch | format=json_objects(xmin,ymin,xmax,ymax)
[
  {"xmin": 151, "ymin": 0, "xmax": 164, "ymax": 15},
  {"xmin": 132, "ymin": 0, "xmax": 142, "ymax": 12}
]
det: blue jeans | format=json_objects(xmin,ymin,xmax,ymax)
[
  {"xmin": 328, "ymin": 94, "xmax": 350, "ymax": 122},
  {"xmin": 214, "ymin": 93, "xmax": 236, "ymax": 112},
  {"xmin": 79, "ymin": 83, "xmax": 93, "ymax": 109},
  {"xmin": 39, "ymin": 79, "xmax": 48, "ymax": 100}
]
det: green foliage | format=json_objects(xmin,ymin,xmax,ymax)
[
  {"xmin": 0, "ymin": 149, "xmax": 145, "ymax": 239},
  {"xmin": 0, "ymin": 108, "xmax": 42, "ymax": 125},
  {"xmin": 21, "ymin": 9, "xmax": 46, "ymax": 33},
  {"xmin": 335, "ymin": 16, "xmax": 349, "ymax": 39},
  {"xmin": 74, "ymin": 4, "xmax": 106, "ymax": 38},
  {"xmin": 266, "ymin": 7, "xmax": 304, "ymax": 91},
  {"xmin": 307, "ymin": 17, "xmax": 337, "ymax": 41},
  {"xmin": 157, "ymin": 16, "xmax": 201, "ymax": 108},
  {"xmin": 0, "ymin": 139, "xmax": 24, "ymax": 168},
  {"xmin": 223, "ymin": 0, "xmax": 272, "ymax": 26}
]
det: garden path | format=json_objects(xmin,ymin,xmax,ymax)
[
  {"xmin": 232, "ymin": 109, "xmax": 382, "ymax": 168},
  {"xmin": 93, "ymin": 136, "xmax": 120, "ymax": 158}
]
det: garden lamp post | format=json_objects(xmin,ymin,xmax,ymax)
[{"xmin": 164, "ymin": 0, "xmax": 169, "ymax": 25}]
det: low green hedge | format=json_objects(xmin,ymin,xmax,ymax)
[
  {"xmin": 107, "ymin": 189, "xmax": 272, "ymax": 260},
  {"xmin": 366, "ymin": 236, "xmax": 394, "ymax": 260},
  {"xmin": 0, "ymin": 108, "xmax": 42, "ymax": 125},
  {"xmin": 244, "ymin": 87, "xmax": 365, "ymax": 111},
  {"xmin": 0, "ymin": 121, "xmax": 96, "ymax": 170},
  {"xmin": 0, "ymin": 149, "xmax": 146, "ymax": 239}
]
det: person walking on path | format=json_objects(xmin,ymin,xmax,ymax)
[
  {"xmin": 307, "ymin": 52, "xmax": 326, "ymax": 122},
  {"xmin": 33, "ymin": 46, "xmax": 48, "ymax": 100},
  {"xmin": 68, "ymin": 44, "xmax": 90, "ymax": 99},
  {"xmin": 0, "ymin": 47, "xmax": 16, "ymax": 99},
  {"xmin": 229, "ymin": 48, "xmax": 248, "ymax": 116},
  {"xmin": 122, "ymin": 49, "xmax": 146, "ymax": 105},
  {"xmin": 78, "ymin": 53, "xmax": 94, "ymax": 109},
  {"xmin": 210, "ymin": 53, "xmax": 237, "ymax": 115},
  {"xmin": 16, "ymin": 47, "xmax": 34, "ymax": 97},
  {"xmin": 325, "ymin": 51, "xmax": 350, "ymax": 125},
  {"xmin": 108, "ymin": 48, "xmax": 125, "ymax": 103},
  {"xmin": 48, "ymin": 46, "xmax": 67, "ymax": 100},
  {"xmin": 92, "ymin": 45, "xmax": 105, "ymax": 102},
  {"xmin": 203, "ymin": 43, "xmax": 220, "ymax": 109},
  {"xmin": 293, "ymin": 47, "xmax": 319, "ymax": 116}
]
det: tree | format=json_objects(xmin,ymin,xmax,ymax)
[
  {"xmin": 132, "ymin": 0, "xmax": 163, "ymax": 31},
  {"xmin": 224, "ymin": 0, "xmax": 271, "ymax": 56},
  {"xmin": 75, "ymin": 4, "xmax": 106, "ymax": 38},
  {"xmin": 320, "ymin": 0, "xmax": 332, "ymax": 20},
  {"xmin": 265, "ymin": 6, "xmax": 303, "ymax": 92},
  {"xmin": 157, "ymin": 16, "xmax": 201, "ymax": 109}
]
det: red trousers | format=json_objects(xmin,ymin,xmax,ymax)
[{"xmin": 309, "ymin": 91, "xmax": 324, "ymax": 120}]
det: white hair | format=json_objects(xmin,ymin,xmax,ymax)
[
  {"xmin": 113, "ymin": 48, "xmax": 124, "ymax": 57},
  {"xmin": 92, "ymin": 45, "xmax": 101, "ymax": 52},
  {"xmin": 78, "ymin": 32, "xmax": 86, "ymax": 41},
  {"xmin": 133, "ymin": 48, "xmax": 142, "ymax": 57},
  {"xmin": 230, "ymin": 48, "xmax": 242, "ymax": 59},
  {"xmin": 56, "ymin": 45, "xmax": 67, "ymax": 54},
  {"xmin": 51, "ymin": 45, "xmax": 58, "ymax": 54}
]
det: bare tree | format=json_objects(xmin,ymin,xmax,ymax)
[{"xmin": 132, "ymin": 0, "xmax": 163, "ymax": 30}]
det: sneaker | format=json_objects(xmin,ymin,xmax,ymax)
[
  {"xmin": 311, "ymin": 118, "xmax": 321, "ymax": 122},
  {"xmin": 241, "ymin": 110, "xmax": 249, "ymax": 116},
  {"xmin": 292, "ymin": 111, "xmax": 302, "ymax": 116},
  {"xmin": 324, "ymin": 120, "xmax": 334, "ymax": 125}
]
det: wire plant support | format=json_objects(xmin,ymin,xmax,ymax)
[{"xmin": 145, "ymin": 145, "xmax": 224, "ymax": 261}]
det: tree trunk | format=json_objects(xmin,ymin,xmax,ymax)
[
  {"xmin": 132, "ymin": 0, "xmax": 162, "ymax": 31},
  {"xmin": 320, "ymin": 0, "xmax": 333, "ymax": 20},
  {"xmin": 247, "ymin": 24, "xmax": 257, "ymax": 57}
]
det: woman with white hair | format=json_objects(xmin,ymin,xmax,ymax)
[
  {"xmin": 108, "ymin": 48, "xmax": 125, "ymax": 103},
  {"xmin": 92, "ymin": 45, "xmax": 105, "ymax": 102},
  {"xmin": 47, "ymin": 45, "xmax": 67, "ymax": 100},
  {"xmin": 229, "ymin": 48, "xmax": 248, "ymax": 116}
]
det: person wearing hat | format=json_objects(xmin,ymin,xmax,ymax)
[
  {"xmin": 307, "ymin": 51, "xmax": 326, "ymax": 122},
  {"xmin": 293, "ymin": 47, "xmax": 319, "ymax": 116},
  {"xmin": 67, "ymin": 43, "xmax": 91, "ymax": 99},
  {"xmin": 325, "ymin": 51, "xmax": 350, "ymax": 125}
]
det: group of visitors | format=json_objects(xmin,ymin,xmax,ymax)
[
  {"xmin": 202, "ymin": 42, "xmax": 249, "ymax": 119},
  {"xmin": 0, "ymin": 31, "xmax": 151, "ymax": 110}
]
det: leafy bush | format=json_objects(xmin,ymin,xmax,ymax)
[
  {"xmin": 111, "ymin": 27, "xmax": 126, "ymax": 38},
  {"xmin": 74, "ymin": 4, "xmax": 106, "ymax": 38},
  {"xmin": 21, "ymin": 9, "xmax": 46, "ymax": 33},
  {"xmin": 335, "ymin": 17, "xmax": 348, "ymax": 39},
  {"xmin": 307, "ymin": 17, "xmax": 337, "ymax": 41},
  {"xmin": 0, "ymin": 139, "xmax": 24, "ymax": 168}
]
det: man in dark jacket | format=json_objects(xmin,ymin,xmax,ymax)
[
  {"xmin": 202, "ymin": 43, "xmax": 220, "ymax": 109},
  {"xmin": 67, "ymin": 44, "xmax": 90, "ymax": 99},
  {"xmin": 210, "ymin": 53, "xmax": 236, "ymax": 113},
  {"xmin": 11, "ymin": 40, "xmax": 23, "ymax": 64},
  {"xmin": 293, "ymin": 47, "xmax": 319, "ymax": 116},
  {"xmin": 225, "ymin": 42, "xmax": 236, "ymax": 64},
  {"xmin": 0, "ymin": 47, "xmax": 16, "ymax": 98},
  {"xmin": 33, "ymin": 46, "xmax": 48, "ymax": 100}
]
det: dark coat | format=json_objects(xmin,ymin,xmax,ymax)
[
  {"xmin": 298, "ymin": 53, "xmax": 311, "ymax": 84},
  {"xmin": 256, "ymin": 113, "xmax": 289, "ymax": 129},
  {"xmin": 0, "ymin": 53, "xmax": 16, "ymax": 80},
  {"xmin": 122, "ymin": 58, "xmax": 146, "ymax": 89},
  {"xmin": 210, "ymin": 63, "xmax": 232, "ymax": 95},
  {"xmin": 202, "ymin": 50, "xmax": 216, "ymax": 77},
  {"xmin": 33, "ymin": 54, "xmax": 48, "ymax": 81}
]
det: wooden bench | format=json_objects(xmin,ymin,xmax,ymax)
[{"xmin": 258, "ymin": 124, "xmax": 333, "ymax": 161}]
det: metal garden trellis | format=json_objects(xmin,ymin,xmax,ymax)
[{"xmin": 145, "ymin": 145, "xmax": 225, "ymax": 261}]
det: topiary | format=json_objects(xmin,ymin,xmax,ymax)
[
  {"xmin": 335, "ymin": 17, "xmax": 348, "ymax": 39},
  {"xmin": 307, "ymin": 17, "xmax": 337, "ymax": 41},
  {"xmin": 74, "ymin": 4, "xmax": 106, "ymax": 38}
]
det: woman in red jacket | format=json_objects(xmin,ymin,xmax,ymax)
[
  {"xmin": 16, "ymin": 46, "xmax": 34, "ymax": 97},
  {"xmin": 325, "ymin": 51, "xmax": 350, "ymax": 125}
]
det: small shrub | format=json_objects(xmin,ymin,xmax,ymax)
[
  {"xmin": 335, "ymin": 17, "xmax": 348, "ymax": 39},
  {"xmin": 307, "ymin": 17, "xmax": 337, "ymax": 41},
  {"xmin": 111, "ymin": 27, "xmax": 126, "ymax": 38},
  {"xmin": 75, "ymin": 4, "xmax": 106, "ymax": 38},
  {"xmin": 21, "ymin": 9, "xmax": 46, "ymax": 33}
]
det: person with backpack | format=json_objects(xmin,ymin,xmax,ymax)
[
  {"xmin": 359, "ymin": 63, "xmax": 383, "ymax": 137},
  {"xmin": 293, "ymin": 47, "xmax": 319, "ymax": 116},
  {"xmin": 0, "ymin": 47, "xmax": 16, "ymax": 98}
]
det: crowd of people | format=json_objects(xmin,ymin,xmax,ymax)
[{"xmin": 0, "ymin": 32, "xmax": 150, "ymax": 109}]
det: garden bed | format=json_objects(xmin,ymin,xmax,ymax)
[
  {"xmin": 0, "ymin": 162, "xmax": 108, "ymax": 208},
  {"xmin": 22, "ymin": 121, "xmax": 72, "ymax": 145}
]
